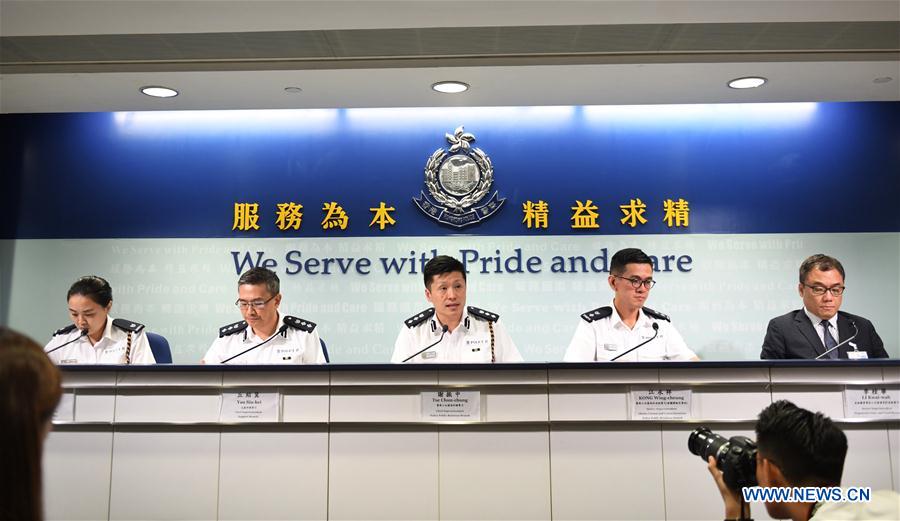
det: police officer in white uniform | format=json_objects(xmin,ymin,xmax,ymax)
[
  {"xmin": 44, "ymin": 276, "xmax": 155, "ymax": 364},
  {"xmin": 391, "ymin": 255, "xmax": 523, "ymax": 364},
  {"xmin": 203, "ymin": 267, "xmax": 326, "ymax": 365},
  {"xmin": 564, "ymin": 248, "xmax": 698, "ymax": 362}
]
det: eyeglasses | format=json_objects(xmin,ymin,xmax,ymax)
[
  {"xmin": 235, "ymin": 295, "xmax": 276, "ymax": 310},
  {"xmin": 803, "ymin": 284, "xmax": 845, "ymax": 297},
  {"xmin": 614, "ymin": 276, "xmax": 656, "ymax": 290}
]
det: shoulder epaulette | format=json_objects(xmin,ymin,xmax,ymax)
[
  {"xmin": 284, "ymin": 315, "xmax": 316, "ymax": 333},
  {"xmin": 219, "ymin": 320, "xmax": 248, "ymax": 337},
  {"xmin": 642, "ymin": 307, "xmax": 671, "ymax": 322},
  {"xmin": 404, "ymin": 308, "xmax": 435, "ymax": 328},
  {"xmin": 467, "ymin": 306, "xmax": 499, "ymax": 322},
  {"xmin": 53, "ymin": 324, "xmax": 77, "ymax": 336},
  {"xmin": 112, "ymin": 318, "xmax": 146, "ymax": 333},
  {"xmin": 581, "ymin": 306, "xmax": 612, "ymax": 323}
]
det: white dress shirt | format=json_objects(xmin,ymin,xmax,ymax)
[
  {"xmin": 203, "ymin": 313, "xmax": 325, "ymax": 365},
  {"xmin": 391, "ymin": 306, "xmax": 523, "ymax": 363},
  {"xmin": 803, "ymin": 306, "xmax": 840, "ymax": 346},
  {"xmin": 44, "ymin": 318, "xmax": 156, "ymax": 365},
  {"xmin": 564, "ymin": 301, "xmax": 696, "ymax": 362}
]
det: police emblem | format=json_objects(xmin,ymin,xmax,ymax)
[{"xmin": 413, "ymin": 126, "xmax": 505, "ymax": 228}]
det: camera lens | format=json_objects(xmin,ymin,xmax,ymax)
[
  {"xmin": 688, "ymin": 427, "xmax": 730, "ymax": 461},
  {"xmin": 688, "ymin": 427, "xmax": 759, "ymax": 490}
]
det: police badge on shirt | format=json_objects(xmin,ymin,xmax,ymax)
[
  {"xmin": 462, "ymin": 336, "xmax": 492, "ymax": 362},
  {"xmin": 275, "ymin": 345, "xmax": 302, "ymax": 362}
]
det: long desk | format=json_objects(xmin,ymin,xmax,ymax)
[{"xmin": 47, "ymin": 361, "xmax": 900, "ymax": 520}]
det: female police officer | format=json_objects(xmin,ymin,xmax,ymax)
[{"xmin": 43, "ymin": 276, "xmax": 155, "ymax": 364}]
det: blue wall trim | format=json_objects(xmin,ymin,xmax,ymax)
[{"xmin": 2, "ymin": 102, "xmax": 898, "ymax": 239}]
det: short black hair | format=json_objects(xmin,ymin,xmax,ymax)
[
  {"xmin": 66, "ymin": 276, "xmax": 113, "ymax": 307},
  {"xmin": 423, "ymin": 255, "xmax": 466, "ymax": 288},
  {"xmin": 755, "ymin": 400, "xmax": 847, "ymax": 487},
  {"xmin": 610, "ymin": 248, "xmax": 653, "ymax": 276},
  {"xmin": 238, "ymin": 267, "xmax": 280, "ymax": 296},
  {"xmin": 799, "ymin": 254, "xmax": 845, "ymax": 284}
]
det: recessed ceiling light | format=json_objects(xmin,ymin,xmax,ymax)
[
  {"xmin": 727, "ymin": 77, "xmax": 767, "ymax": 89},
  {"xmin": 140, "ymin": 86, "xmax": 178, "ymax": 98},
  {"xmin": 284, "ymin": 86, "xmax": 303, "ymax": 93},
  {"xmin": 873, "ymin": 77, "xmax": 893, "ymax": 84},
  {"xmin": 431, "ymin": 81, "xmax": 469, "ymax": 94}
]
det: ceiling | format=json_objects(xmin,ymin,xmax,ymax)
[{"xmin": 1, "ymin": 0, "xmax": 898, "ymax": 113}]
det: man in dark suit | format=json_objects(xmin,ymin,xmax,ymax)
[{"xmin": 761, "ymin": 254, "xmax": 888, "ymax": 359}]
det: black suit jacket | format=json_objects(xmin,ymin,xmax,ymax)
[{"xmin": 760, "ymin": 309, "xmax": 888, "ymax": 359}]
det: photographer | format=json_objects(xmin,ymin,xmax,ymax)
[{"xmin": 704, "ymin": 400, "xmax": 899, "ymax": 521}]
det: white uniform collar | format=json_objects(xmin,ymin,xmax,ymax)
[
  {"xmin": 804, "ymin": 307, "xmax": 837, "ymax": 330},
  {"xmin": 432, "ymin": 307, "xmax": 470, "ymax": 333},
  {"xmin": 610, "ymin": 299, "xmax": 648, "ymax": 330},
  {"xmin": 96, "ymin": 317, "xmax": 116, "ymax": 345},
  {"xmin": 246, "ymin": 313, "xmax": 283, "ymax": 342}
]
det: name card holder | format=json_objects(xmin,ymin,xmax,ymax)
[
  {"xmin": 843, "ymin": 385, "xmax": 900, "ymax": 419},
  {"xmin": 221, "ymin": 390, "xmax": 280, "ymax": 422},
  {"xmin": 421, "ymin": 390, "xmax": 481, "ymax": 421},
  {"xmin": 629, "ymin": 387, "xmax": 692, "ymax": 421}
]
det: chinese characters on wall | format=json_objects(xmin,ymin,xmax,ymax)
[{"xmin": 233, "ymin": 198, "xmax": 690, "ymax": 232}]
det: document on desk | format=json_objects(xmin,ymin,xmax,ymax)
[{"xmin": 221, "ymin": 390, "xmax": 280, "ymax": 422}]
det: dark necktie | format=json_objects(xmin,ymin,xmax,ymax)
[{"xmin": 821, "ymin": 320, "xmax": 838, "ymax": 359}]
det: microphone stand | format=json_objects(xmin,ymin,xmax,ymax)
[
  {"xmin": 222, "ymin": 324, "xmax": 289, "ymax": 364},
  {"xmin": 403, "ymin": 325, "xmax": 449, "ymax": 363},
  {"xmin": 46, "ymin": 329, "xmax": 88, "ymax": 355},
  {"xmin": 610, "ymin": 323, "xmax": 659, "ymax": 362},
  {"xmin": 815, "ymin": 321, "xmax": 859, "ymax": 360}
]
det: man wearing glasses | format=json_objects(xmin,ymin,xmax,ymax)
[
  {"xmin": 761, "ymin": 254, "xmax": 887, "ymax": 359},
  {"xmin": 202, "ymin": 267, "xmax": 326, "ymax": 364},
  {"xmin": 564, "ymin": 248, "xmax": 698, "ymax": 362}
]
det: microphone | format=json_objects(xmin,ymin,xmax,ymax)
[
  {"xmin": 610, "ymin": 322, "xmax": 659, "ymax": 362},
  {"xmin": 815, "ymin": 321, "xmax": 859, "ymax": 360},
  {"xmin": 403, "ymin": 324, "xmax": 449, "ymax": 363},
  {"xmin": 222, "ymin": 324, "xmax": 289, "ymax": 364},
  {"xmin": 46, "ymin": 328, "xmax": 88, "ymax": 355}
]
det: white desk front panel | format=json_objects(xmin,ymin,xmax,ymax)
[
  {"xmin": 218, "ymin": 430, "xmax": 328, "ymax": 521},
  {"xmin": 328, "ymin": 428, "xmax": 439, "ymax": 520},
  {"xmin": 45, "ymin": 363, "xmax": 899, "ymax": 520},
  {"xmin": 44, "ymin": 430, "xmax": 113, "ymax": 521},
  {"xmin": 108, "ymin": 430, "xmax": 220, "ymax": 521},
  {"xmin": 551, "ymin": 426, "xmax": 666, "ymax": 520}
]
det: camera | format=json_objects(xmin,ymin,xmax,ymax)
[{"xmin": 689, "ymin": 427, "xmax": 758, "ymax": 490}]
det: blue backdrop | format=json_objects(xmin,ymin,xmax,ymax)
[{"xmin": 2, "ymin": 102, "xmax": 898, "ymax": 239}]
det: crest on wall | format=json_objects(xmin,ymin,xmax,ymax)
[{"xmin": 413, "ymin": 126, "xmax": 505, "ymax": 228}]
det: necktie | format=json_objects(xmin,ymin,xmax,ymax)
[{"xmin": 821, "ymin": 320, "xmax": 838, "ymax": 359}]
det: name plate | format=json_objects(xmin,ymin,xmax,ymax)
[
  {"xmin": 221, "ymin": 390, "xmax": 279, "ymax": 422},
  {"xmin": 421, "ymin": 390, "xmax": 481, "ymax": 421},
  {"xmin": 630, "ymin": 388, "xmax": 692, "ymax": 420},
  {"xmin": 843, "ymin": 386, "xmax": 900, "ymax": 419},
  {"xmin": 53, "ymin": 392, "xmax": 75, "ymax": 423}
]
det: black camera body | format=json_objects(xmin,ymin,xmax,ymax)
[{"xmin": 689, "ymin": 427, "xmax": 758, "ymax": 490}]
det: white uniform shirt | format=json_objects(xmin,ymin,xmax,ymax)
[
  {"xmin": 202, "ymin": 314, "xmax": 325, "ymax": 365},
  {"xmin": 44, "ymin": 318, "xmax": 156, "ymax": 365},
  {"xmin": 391, "ymin": 307, "xmax": 524, "ymax": 363},
  {"xmin": 564, "ymin": 301, "xmax": 696, "ymax": 362}
]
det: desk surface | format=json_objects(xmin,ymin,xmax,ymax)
[{"xmin": 57, "ymin": 358, "xmax": 900, "ymax": 372}]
